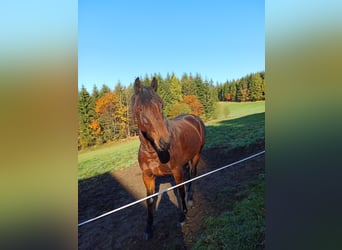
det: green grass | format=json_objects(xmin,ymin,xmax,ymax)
[
  {"xmin": 205, "ymin": 112, "xmax": 265, "ymax": 150},
  {"xmin": 78, "ymin": 139, "xmax": 140, "ymax": 180},
  {"xmin": 78, "ymin": 101, "xmax": 265, "ymax": 180},
  {"xmin": 214, "ymin": 101, "xmax": 265, "ymax": 120},
  {"xmin": 192, "ymin": 174, "xmax": 265, "ymax": 250}
]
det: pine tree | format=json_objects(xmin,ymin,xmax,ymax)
[
  {"xmin": 217, "ymin": 84, "xmax": 224, "ymax": 101},
  {"xmin": 142, "ymin": 74, "xmax": 151, "ymax": 86},
  {"xmin": 100, "ymin": 84, "xmax": 111, "ymax": 97},
  {"xmin": 125, "ymin": 85, "xmax": 136, "ymax": 137},
  {"xmin": 193, "ymin": 74, "xmax": 204, "ymax": 101},
  {"xmin": 114, "ymin": 82, "xmax": 124, "ymax": 105},
  {"xmin": 181, "ymin": 73, "xmax": 195, "ymax": 97},
  {"xmin": 248, "ymin": 74, "xmax": 257, "ymax": 101},
  {"xmin": 157, "ymin": 74, "xmax": 173, "ymax": 118},
  {"xmin": 230, "ymin": 81, "xmax": 237, "ymax": 101},
  {"xmin": 169, "ymin": 74, "xmax": 183, "ymax": 105},
  {"xmin": 215, "ymin": 72, "xmax": 265, "ymax": 102},
  {"xmin": 236, "ymin": 78, "xmax": 249, "ymax": 102},
  {"xmin": 78, "ymin": 86, "xmax": 95, "ymax": 149},
  {"xmin": 92, "ymin": 85, "xmax": 100, "ymax": 100},
  {"xmin": 248, "ymin": 73, "xmax": 263, "ymax": 101},
  {"xmin": 201, "ymin": 80, "xmax": 216, "ymax": 120}
]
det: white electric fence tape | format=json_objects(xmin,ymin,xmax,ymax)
[{"xmin": 78, "ymin": 150, "xmax": 265, "ymax": 227}]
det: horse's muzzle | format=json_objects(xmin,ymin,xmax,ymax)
[{"xmin": 159, "ymin": 138, "xmax": 170, "ymax": 151}]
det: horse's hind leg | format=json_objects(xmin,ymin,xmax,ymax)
[
  {"xmin": 173, "ymin": 170, "xmax": 187, "ymax": 225},
  {"xmin": 187, "ymin": 153, "xmax": 200, "ymax": 206},
  {"xmin": 142, "ymin": 170, "xmax": 155, "ymax": 240},
  {"xmin": 185, "ymin": 161, "xmax": 193, "ymax": 206},
  {"xmin": 184, "ymin": 161, "xmax": 192, "ymax": 204}
]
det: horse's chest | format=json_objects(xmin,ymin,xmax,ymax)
[
  {"xmin": 145, "ymin": 159, "xmax": 172, "ymax": 176},
  {"xmin": 156, "ymin": 164, "xmax": 172, "ymax": 175}
]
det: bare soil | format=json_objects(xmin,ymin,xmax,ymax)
[{"xmin": 78, "ymin": 142, "xmax": 265, "ymax": 249}]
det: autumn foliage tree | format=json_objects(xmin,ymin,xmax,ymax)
[
  {"xmin": 89, "ymin": 120, "xmax": 101, "ymax": 136},
  {"xmin": 78, "ymin": 71, "xmax": 265, "ymax": 150},
  {"xmin": 217, "ymin": 72, "xmax": 265, "ymax": 102},
  {"xmin": 181, "ymin": 95, "xmax": 203, "ymax": 117},
  {"xmin": 94, "ymin": 92, "xmax": 127, "ymax": 143}
]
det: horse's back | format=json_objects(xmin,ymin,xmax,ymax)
[{"xmin": 172, "ymin": 114, "xmax": 205, "ymax": 148}]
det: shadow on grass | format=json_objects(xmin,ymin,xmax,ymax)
[
  {"xmin": 205, "ymin": 112, "xmax": 265, "ymax": 150},
  {"xmin": 78, "ymin": 113, "xmax": 266, "ymax": 249},
  {"xmin": 78, "ymin": 171, "xmax": 187, "ymax": 249}
]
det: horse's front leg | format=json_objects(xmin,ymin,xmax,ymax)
[
  {"xmin": 142, "ymin": 169, "xmax": 155, "ymax": 240},
  {"xmin": 173, "ymin": 170, "xmax": 187, "ymax": 225}
]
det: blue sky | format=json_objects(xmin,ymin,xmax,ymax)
[{"xmin": 79, "ymin": 1, "xmax": 264, "ymax": 91}]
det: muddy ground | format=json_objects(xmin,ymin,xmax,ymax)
[{"xmin": 78, "ymin": 142, "xmax": 265, "ymax": 249}]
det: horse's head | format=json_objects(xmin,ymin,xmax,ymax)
[{"xmin": 131, "ymin": 77, "xmax": 171, "ymax": 151}]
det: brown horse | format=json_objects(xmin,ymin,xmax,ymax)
[{"xmin": 131, "ymin": 77, "xmax": 205, "ymax": 240}]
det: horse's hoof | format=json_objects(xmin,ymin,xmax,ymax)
[
  {"xmin": 187, "ymin": 199, "xmax": 193, "ymax": 207},
  {"xmin": 144, "ymin": 230, "xmax": 153, "ymax": 240},
  {"xmin": 144, "ymin": 231, "xmax": 152, "ymax": 240},
  {"xmin": 144, "ymin": 225, "xmax": 153, "ymax": 240},
  {"xmin": 177, "ymin": 219, "xmax": 186, "ymax": 228},
  {"xmin": 179, "ymin": 213, "xmax": 186, "ymax": 224}
]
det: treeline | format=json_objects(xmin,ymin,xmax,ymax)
[
  {"xmin": 78, "ymin": 73, "xmax": 217, "ymax": 149},
  {"xmin": 217, "ymin": 71, "xmax": 265, "ymax": 102},
  {"xmin": 78, "ymin": 71, "xmax": 265, "ymax": 150}
]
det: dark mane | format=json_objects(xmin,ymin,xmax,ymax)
[{"xmin": 139, "ymin": 86, "xmax": 161, "ymax": 104}]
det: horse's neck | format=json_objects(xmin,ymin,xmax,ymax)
[{"xmin": 138, "ymin": 130, "xmax": 156, "ymax": 152}]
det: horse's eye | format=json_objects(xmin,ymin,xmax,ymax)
[{"xmin": 142, "ymin": 116, "xmax": 149, "ymax": 125}]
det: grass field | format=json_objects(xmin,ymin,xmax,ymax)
[
  {"xmin": 78, "ymin": 139, "xmax": 140, "ymax": 180},
  {"xmin": 78, "ymin": 101, "xmax": 265, "ymax": 180},
  {"xmin": 78, "ymin": 101, "xmax": 265, "ymax": 248},
  {"xmin": 205, "ymin": 113, "xmax": 264, "ymax": 150},
  {"xmin": 214, "ymin": 101, "xmax": 265, "ymax": 120},
  {"xmin": 192, "ymin": 174, "xmax": 265, "ymax": 249}
]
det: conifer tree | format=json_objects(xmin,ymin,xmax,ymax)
[
  {"xmin": 169, "ymin": 74, "xmax": 183, "ymax": 105},
  {"xmin": 230, "ymin": 81, "xmax": 237, "ymax": 101},
  {"xmin": 248, "ymin": 73, "xmax": 263, "ymax": 101},
  {"xmin": 181, "ymin": 73, "xmax": 195, "ymax": 97},
  {"xmin": 78, "ymin": 71, "xmax": 265, "ymax": 149},
  {"xmin": 78, "ymin": 86, "xmax": 95, "ymax": 149},
  {"xmin": 142, "ymin": 74, "xmax": 151, "ymax": 86},
  {"xmin": 100, "ymin": 84, "xmax": 111, "ymax": 97},
  {"xmin": 92, "ymin": 85, "xmax": 100, "ymax": 100},
  {"xmin": 157, "ymin": 74, "xmax": 173, "ymax": 117},
  {"xmin": 193, "ymin": 74, "xmax": 204, "ymax": 102},
  {"xmin": 201, "ymin": 80, "xmax": 216, "ymax": 120}
]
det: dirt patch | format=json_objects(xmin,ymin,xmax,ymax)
[{"xmin": 78, "ymin": 142, "xmax": 265, "ymax": 249}]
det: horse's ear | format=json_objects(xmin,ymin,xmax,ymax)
[
  {"xmin": 134, "ymin": 77, "xmax": 142, "ymax": 94},
  {"xmin": 151, "ymin": 77, "xmax": 158, "ymax": 92}
]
